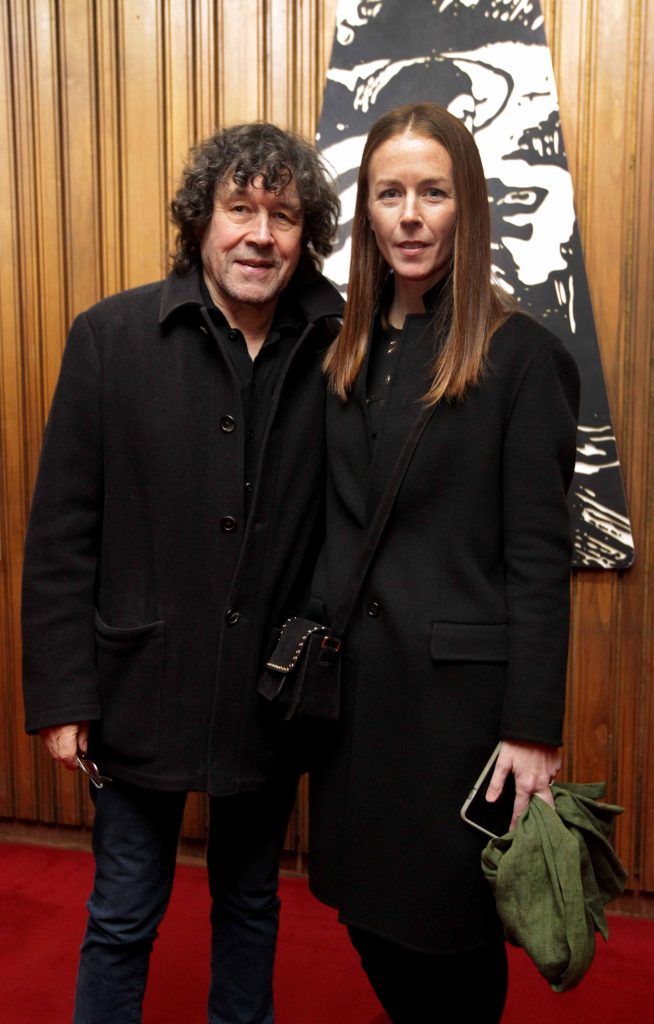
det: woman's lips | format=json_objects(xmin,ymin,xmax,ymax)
[{"xmin": 396, "ymin": 241, "xmax": 428, "ymax": 253}]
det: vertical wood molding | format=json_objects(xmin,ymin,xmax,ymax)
[
  {"xmin": 196, "ymin": 0, "xmax": 219, "ymax": 143},
  {"xmin": 611, "ymin": 0, "xmax": 647, "ymax": 885},
  {"xmin": 219, "ymin": 0, "xmax": 264, "ymax": 125},
  {"xmin": 163, "ymin": 0, "xmax": 195, "ymax": 262},
  {"xmin": 59, "ymin": 0, "xmax": 102, "ymax": 319},
  {"xmin": 293, "ymin": 0, "xmax": 317, "ymax": 139},
  {"xmin": 117, "ymin": 0, "xmax": 167, "ymax": 286},
  {"xmin": 266, "ymin": 0, "xmax": 292, "ymax": 128},
  {"xmin": 0, "ymin": 0, "xmax": 23, "ymax": 821},
  {"xmin": 96, "ymin": 0, "xmax": 122, "ymax": 297},
  {"xmin": 7, "ymin": 0, "xmax": 47, "ymax": 823},
  {"xmin": 631, "ymin": 0, "xmax": 654, "ymax": 891}
]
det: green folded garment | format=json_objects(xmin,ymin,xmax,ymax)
[{"xmin": 481, "ymin": 782, "xmax": 628, "ymax": 992}]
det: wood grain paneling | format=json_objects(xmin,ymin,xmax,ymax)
[
  {"xmin": 118, "ymin": 0, "xmax": 167, "ymax": 286},
  {"xmin": 542, "ymin": 0, "xmax": 654, "ymax": 901},
  {"xmin": 96, "ymin": 0, "xmax": 122, "ymax": 296},
  {"xmin": 221, "ymin": 0, "xmax": 264, "ymax": 125},
  {"xmin": 163, "ymin": 0, "xmax": 195, "ymax": 259},
  {"xmin": 0, "ymin": 0, "xmax": 23, "ymax": 822},
  {"xmin": 0, "ymin": 0, "xmax": 652, "ymax": 905},
  {"xmin": 628, "ymin": 0, "xmax": 654, "ymax": 892},
  {"xmin": 59, "ymin": 1, "xmax": 102, "ymax": 315}
]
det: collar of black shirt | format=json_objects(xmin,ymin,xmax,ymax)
[
  {"xmin": 378, "ymin": 270, "xmax": 452, "ymax": 326},
  {"xmin": 199, "ymin": 273, "xmax": 303, "ymax": 349}
]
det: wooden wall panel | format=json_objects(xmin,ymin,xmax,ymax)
[
  {"xmin": 163, "ymin": 0, "xmax": 195, "ymax": 260},
  {"xmin": 118, "ymin": 0, "xmax": 167, "ymax": 285},
  {"xmin": 629, "ymin": 0, "xmax": 654, "ymax": 892},
  {"xmin": 59, "ymin": 0, "xmax": 102, "ymax": 315},
  {"xmin": 0, "ymin": 0, "xmax": 23, "ymax": 822},
  {"xmin": 0, "ymin": 0, "xmax": 652, "ymax": 907},
  {"xmin": 220, "ymin": 0, "xmax": 264, "ymax": 124},
  {"xmin": 542, "ymin": 0, "xmax": 654, "ymax": 901},
  {"xmin": 266, "ymin": 0, "xmax": 293, "ymax": 127},
  {"xmin": 96, "ymin": 0, "xmax": 122, "ymax": 296},
  {"xmin": 611, "ymin": 0, "xmax": 653, "ymax": 883},
  {"xmin": 556, "ymin": 0, "xmax": 619, "ymax": 818},
  {"xmin": 195, "ymin": 0, "xmax": 218, "ymax": 137}
]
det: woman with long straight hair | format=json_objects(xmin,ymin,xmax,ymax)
[{"xmin": 308, "ymin": 103, "xmax": 580, "ymax": 1021}]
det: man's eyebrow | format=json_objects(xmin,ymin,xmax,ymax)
[
  {"xmin": 221, "ymin": 183, "xmax": 302, "ymax": 213},
  {"xmin": 222, "ymin": 184, "xmax": 249, "ymax": 199},
  {"xmin": 275, "ymin": 197, "xmax": 302, "ymax": 214}
]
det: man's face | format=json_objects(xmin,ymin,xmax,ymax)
[{"xmin": 200, "ymin": 175, "xmax": 304, "ymax": 315}]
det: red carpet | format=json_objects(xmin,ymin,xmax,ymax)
[{"xmin": 0, "ymin": 841, "xmax": 651, "ymax": 1022}]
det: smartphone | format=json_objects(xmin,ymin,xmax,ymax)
[{"xmin": 460, "ymin": 742, "xmax": 516, "ymax": 839}]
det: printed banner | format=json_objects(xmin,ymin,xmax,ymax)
[{"xmin": 317, "ymin": 0, "xmax": 633, "ymax": 568}]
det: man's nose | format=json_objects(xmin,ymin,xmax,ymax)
[{"xmin": 247, "ymin": 212, "xmax": 274, "ymax": 245}]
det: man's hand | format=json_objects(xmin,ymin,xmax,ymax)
[
  {"xmin": 485, "ymin": 739, "xmax": 561, "ymax": 830},
  {"xmin": 39, "ymin": 721, "xmax": 89, "ymax": 771}
]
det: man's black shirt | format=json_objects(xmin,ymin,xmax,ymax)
[{"xmin": 200, "ymin": 275, "xmax": 304, "ymax": 513}]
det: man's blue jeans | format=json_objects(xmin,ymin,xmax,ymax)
[{"xmin": 73, "ymin": 776, "xmax": 297, "ymax": 1024}]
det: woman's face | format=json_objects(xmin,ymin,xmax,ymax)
[{"xmin": 366, "ymin": 131, "xmax": 457, "ymax": 291}]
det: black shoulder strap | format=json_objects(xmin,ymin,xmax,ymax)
[
  {"xmin": 321, "ymin": 315, "xmax": 343, "ymax": 345},
  {"xmin": 327, "ymin": 408, "xmax": 433, "ymax": 643}
]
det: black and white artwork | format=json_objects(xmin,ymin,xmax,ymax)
[{"xmin": 317, "ymin": 0, "xmax": 633, "ymax": 568}]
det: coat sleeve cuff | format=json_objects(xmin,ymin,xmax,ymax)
[{"xmin": 24, "ymin": 703, "xmax": 101, "ymax": 735}]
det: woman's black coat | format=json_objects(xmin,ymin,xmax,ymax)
[
  {"xmin": 308, "ymin": 308, "xmax": 580, "ymax": 953},
  {"xmin": 22, "ymin": 268, "xmax": 343, "ymax": 794}
]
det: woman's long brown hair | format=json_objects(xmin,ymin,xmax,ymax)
[{"xmin": 324, "ymin": 103, "xmax": 510, "ymax": 404}]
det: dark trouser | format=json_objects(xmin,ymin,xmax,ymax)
[
  {"xmin": 348, "ymin": 926, "xmax": 508, "ymax": 1023},
  {"xmin": 73, "ymin": 776, "xmax": 297, "ymax": 1024}
]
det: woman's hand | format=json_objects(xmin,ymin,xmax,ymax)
[{"xmin": 485, "ymin": 739, "xmax": 561, "ymax": 830}]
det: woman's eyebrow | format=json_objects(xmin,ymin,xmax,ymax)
[{"xmin": 373, "ymin": 176, "xmax": 452, "ymax": 188}]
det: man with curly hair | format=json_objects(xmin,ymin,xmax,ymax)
[{"xmin": 22, "ymin": 122, "xmax": 343, "ymax": 1024}]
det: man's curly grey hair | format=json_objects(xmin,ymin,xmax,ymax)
[{"xmin": 170, "ymin": 122, "xmax": 340, "ymax": 277}]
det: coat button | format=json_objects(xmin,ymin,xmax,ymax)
[
  {"xmin": 225, "ymin": 608, "xmax": 240, "ymax": 625},
  {"xmin": 220, "ymin": 515, "xmax": 237, "ymax": 533},
  {"xmin": 220, "ymin": 415, "xmax": 236, "ymax": 433},
  {"xmin": 367, "ymin": 601, "xmax": 382, "ymax": 617},
  {"xmin": 228, "ymin": 329, "xmax": 239, "ymax": 341}
]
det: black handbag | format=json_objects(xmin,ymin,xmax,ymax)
[
  {"xmin": 258, "ymin": 618, "xmax": 342, "ymax": 721},
  {"xmin": 257, "ymin": 409, "xmax": 433, "ymax": 722}
]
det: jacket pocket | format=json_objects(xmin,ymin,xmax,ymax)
[
  {"xmin": 430, "ymin": 622, "xmax": 508, "ymax": 662},
  {"xmin": 95, "ymin": 610, "xmax": 166, "ymax": 762}
]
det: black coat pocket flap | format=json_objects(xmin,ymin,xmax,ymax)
[
  {"xmin": 95, "ymin": 610, "xmax": 165, "ymax": 643},
  {"xmin": 430, "ymin": 622, "xmax": 508, "ymax": 662}
]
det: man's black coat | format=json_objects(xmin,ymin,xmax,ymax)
[
  {"xmin": 22, "ymin": 267, "xmax": 343, "ymax": 794},
  {"xmin": 308, "ymin": 310, "xmax": 580, "ymax": 952}
]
